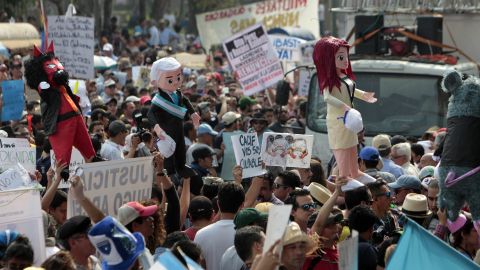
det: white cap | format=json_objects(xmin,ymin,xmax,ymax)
[
  {"xmin": 150, "ymin": 57, "xmax": 181, "ymax": 81},
  {"xmin": 103, "ymin": 43, "xmax": 113, "ymax": 51},
  {"xmin": 125, "ymin": 96, "xmax": 141, "ymax": 103},
  {"xmin": 343, "ymin": 108, "xmax": 363, "ymax": 133}
]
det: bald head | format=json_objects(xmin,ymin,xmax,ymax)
[{"xmin": 419, "ymin": 153, "xmax": 438, "ymax": 169}]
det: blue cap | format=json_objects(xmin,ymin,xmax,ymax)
[
  {"xmin": 359, "ymin": 146, "xmax": 380, "ymax": 161},
  {"xmin": 388, "ymin": 175, "xmax": 422, "ymax": 191},
  {"xmin": 88, "ymin": 216, "xmax": 145, "ymax": 270},
  {"xmin": 197, "ymin": 123, "xmax": 218, "ymax": 136}
]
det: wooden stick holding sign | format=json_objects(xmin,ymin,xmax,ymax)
[{"xmin": 231, "ymin": 133, "xmax": 264, "ymax": 179}]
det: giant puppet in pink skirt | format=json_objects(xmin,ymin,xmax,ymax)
[{"xmin": 313, "ymin": 37, "xmax": 377, "ymax": 183}]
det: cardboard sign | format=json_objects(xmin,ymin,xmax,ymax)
[
  {"xmin": 68, "ymin": 79, "xmax": 91, "ymax": 116},
  {"xmin": 0, "ymin": 147, "xmax": 36, "ymax": 173},
  {"xmin": 339, "ymin": 230, "xmax": 359, "ymax": 270},
  {"xmin": 261, "ymin": 132, "xmax": 313, "ymax": 168},
  {"xmin": 48, "ymin": 16, "xmax": 95, "ymax": 79},
  {"xmin": 50, "ymin": 148, "xmax": 85, "ymax": 189},
  {"xmin": 269, "ymin": 35, "xmax": 305, "ymax": 62},
  {"xmin": 1, "ymin": 80, "xmax": 24, "ymax": 121},
  {"xmin": 67, "ymin": 157, "xmax": 154, "ymax": 218},
  {"xmin": 0, "ymin": 138, "xmax": 30, "ymax": 148},
  {"xmin": 223, "ymin": 24, "xmax": 284, "ymax": 96},
  {"xmin": 263, "ymin": 204, "xmax": 292, "ymax": 254},
  {"xmin": 0, "ymin": 164, "xmax": 34, "ymax": 191},
  {"xmin": 298, "ymin": 69, "xmax": 312, "ymax": 97},
  {"xmin": 196, "ymin": 0, "xmax": 319, "ymax": 51},
  {"xmin": 221, "ymin": 131, "xmax": 244, "ymax": 181},
  {"xmin": 0, "ymin": 189, "xmax": 46, "ymax": 265},
  {"xmin": 231, "ymin": 133, "xmax": 264, "ymax": 178}
]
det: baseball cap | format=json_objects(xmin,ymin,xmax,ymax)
[
  {"xmin": 325, "ymin": 210, "xmax": 344, "ymax": 226},
  {"xmin": 222, "ymin": 111, "xmax": 241, "ymax": 125},
  {"xmin": 388, "ymin": 175, "xmax": 422, "ymax": 191},
  {"xmin": 197, "ymin": 123, "xmax": 218, "ymax": 136},
  {"xmin": 185, "ymin": 81, "xmax": 196, "ymax": 89},
  {"xmin": 102, "ymin": 43, "xmax": 113, "ymax": 52},
  {"xmin": 125, "ymin": 95, "xmax": 141, "ymax": 103},
  {"xmin": 105, "ymin": 97, "xmax": 118, "ymax": 106},
  {"xmin": 192, "ymin": 146, "xmax": 215, "ymax": 161},
  {"xmin": 447, "ymin": 213, "xmax": 467, "ymax": 234},
  {"xmin": 359, "ymin": 146, "xmax": 380, "ymax": 161},
  {"xmin": 139, "ymin": 96, "xmax": 152, "ymax": 105},
  {"xmin": 91, "ymin": 108, "xmax": 109, "ymax": 121},
  {"xmin": 57, "ymin": 215, "xmax": 92, "ymax": 241},
  {"xmin": 108, "ymin": 120, "xmax": 128, "ymax": 136},
  {"xmin": 372, "ymin": 134, "xmax": 391, "ymax": 150},
  {"xmin": 197, "ymin": 102, "xmax": 210, "ymax": 113},
  {"xmin": 238, "ymin": 96, "xmax": 256, "ymax": 110},
  {"xmin": 104, "ymin": 79, "xmax": 116, "ymax": 88},
  {"xmin": 234, "ymin": 208, "xmax": 268, "ymax": 229},
  {"xmin": 188, "ymin": 196, "xmax": 213, "ymax": 218},
  {"xmin": 419, "ymin": 166, "xmax": 435, "ymax": 180},
  {"xmin": 117, "ymin": 201, "xmax": 159, "ymax": 226}
]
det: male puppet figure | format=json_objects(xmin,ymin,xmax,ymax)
[
  {"xmin": 25, "ymin": 42, "xmax": 95, "ymax": 179},
  {"xmin": 148, "ymin": 57, "xmax": 200, "ymax": 177}
]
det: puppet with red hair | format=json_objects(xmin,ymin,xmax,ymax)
[
  {"xmin": 313, "ymin": 37, "xmax": 377, "ymax": 182},
  {"xmin": 24, "ymin": 42, "xmax": 95, "ymax": 179}
]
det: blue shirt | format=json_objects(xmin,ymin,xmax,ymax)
[{"xmin": 380, "ymin": 157, "xmax": 404, "ymax": 179}]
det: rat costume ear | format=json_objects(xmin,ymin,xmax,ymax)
[
  {"xmin": 33, "ymin": 45, "xmax": 42, "ymax": 57},
  {"xmin": 441, "ymin": 70, "xmax": 462, "ymax": 94}
]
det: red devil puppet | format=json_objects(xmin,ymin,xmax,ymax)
[{"xmin": 25, "ymin": 42, "xmax": 95, "ymax": 179}]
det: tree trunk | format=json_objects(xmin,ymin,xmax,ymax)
[
  {"xmin": 94, "ymin": 0, "xmax": 103, "ymax": 39},
  {"xmin": 186, "ymin": 0, "xmax": 198, "ymax": 34},
  {"xmin": 139, "ymin": 0, "xmax": 147, "ymax": 22},
  {"xmin": 103, "ymin": 0, "xmax": 113, "ymax": 33},
  {"xmin": 48, "ymin": 0, "xmax": 66, "ymax": 15},
  {"xmin": 151, "ymin": 0, "xmax": 167, "ymax": 22}
]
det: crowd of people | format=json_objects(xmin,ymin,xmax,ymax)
[{"xmin": 0, "ymin": 15, "xmax": 478, "ymax": 270}]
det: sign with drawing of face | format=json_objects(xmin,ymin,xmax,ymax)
[{"xmin": 261, "ymin": 132, "xmax": 313, "ymax": 168}]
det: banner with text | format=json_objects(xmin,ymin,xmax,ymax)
[
  {"xmin": 0, "ymin": 189, "xmax": 46, "ymax": 265},
  {"xmin": 0, "ymin": 147, "xmax": 36, "ymax": 173},
  {"xmin": 260, "ymin": 132, "xmax": 313, "ymax": 168},
  {"xmin": 67, "ymin": 157, "xmax": 154, "ymax": 218},
  {"xmin": 269, "ymin": 35, "xmax": 305, "ymax": 62},
  {"xmin": 231, "ymin": 133, "xmax": 263, "ymax": 178},
  {"xmin": 196, "ymin": 0, "xmax": 319, "ymax": 51},
  {"xmin": 51, "ymin": 148, "xmax": 85, "ymax": 189},
  {"xmin": 223, "ymin": 24, "xmax": 283, "ymax": 96},
  {"xmin": 48, "ymin": 16, "xmax": 95, "ymax": 79},
  {"xmin": 1, "ymin": 80, "xmax": 24, "ymax": 121}
]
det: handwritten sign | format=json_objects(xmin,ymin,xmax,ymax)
[
  {"xmin": 0, "ymin": 138, "xmax": 30, "ymax": 148},
  {"xmin": 0, "ymin": 164, "xmax": 33, "ymax": 191},
  {"xmin": 50, "ymin": 148, "xmax": 85, "ymax": 189},
  {"xmin": 0, "ymin": 147, "xmax": 36, "ymax": 173},
  {"xmin": 298, "ymin": 69, "xmax": 312, "ymax": 97},
  {"xmin": 231, "ymin": 133, "xmax": 263, "ymax": 178},
  {"xmin": 269, "ymin": 35, "xmax": 305, "ymax": 62},
  {"xmin": 1, "ymin": 80, "xmax": 24, "ymax": 121},
  {"xmin": 261, "ymin": 132, "xmax": 313, "ymax": 168},
  {"xmin": 196, "ymin": 0, "xmax": 319, "ymax": 51},
  {"xmin": 48, "ymin": 16, "xmax": 95, "ymax": 79},
  {"xmin": 223, "ymin": 24, "xmax": 283, "ymax": 96}
]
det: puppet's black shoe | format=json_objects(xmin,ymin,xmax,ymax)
[
  {"xmin": 61, "ymin": 167, "xmax": 70, "ymax": 181},
  {"xmin": 179, "ymin": 165, "xmax": 197, "ymax": 178}
]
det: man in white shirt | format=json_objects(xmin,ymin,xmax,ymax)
[
  {"xmin": 100, "ymin": 120, "xmax": 128, "ymax": 160},
  {"xmin": 147, "ymin": 20, "xmax": 159, "ymax": 47},
  {"xmin": 158, "ymin": 19, "xmax": 179, "ymax": 46},
  {"xmin": 194, "ymin": 182, "xmax": 245, "ymax": 270},
  {"xmin": 391, "ymin": 142, "xmax": 419, "ymax": 177}
]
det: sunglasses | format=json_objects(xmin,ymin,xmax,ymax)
[
  {"xmin": 273, "ymin": 182, "xmax": 288, "ymax": 189},
  {"xmin": 376, "ymin": 191, "xmax": 391, "ymax": 198},
  {"xmin": 299, "ymin": 202, "xmax": 317, "ymax": 211}
]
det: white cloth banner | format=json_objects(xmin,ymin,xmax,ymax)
[
  {"xmin": 67, "ymin": 157, "xmax": 154, "ymax": 218},
  {"xmin": 48, "ymin": 16, "xmax": 95, "ymax": 80},
  {"xmin": 0, "ymin": 189, "xmax": 46, "ymax": 265},
  {"xmin": 223, "ymin": 24, "xmax": 284, "ymax": 96},
  {"xmin": 196, "ymin": 0, "xmax": 319, "ymax": 51}
]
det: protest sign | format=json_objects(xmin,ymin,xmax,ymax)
[
  {"xmin": 261, "ymin": 132, "xmax": 313, "ymax": 168},
  {"xmin": 151, "ymin": 249, "xmax": 187, "ymax": 270},
  {"xmin": 298, "ymin": 69, "xmax": 312, "ymax": 96},
  {"xmin": 263, "ymin": 204, "xmax": 292, "ymax": 253},
  {"xmin": 1, "ymin": 80, "xmax": 24, "ymax": 121},
  {"xmin": 231, "ymin": 133, "xmax": 263, "ymax": 178},
  {"xmin": 0, "ymin": 138, "xmax": 30, "ymax": 148},
  {"xmin": 300, "ymin": 41, "xmax": 316, "ymax": 64},
  {"xmin": 0, "ymin": 147, "xmax": 36, "ymax": 173},
  {"xmin": 69, "ymin": 79, "xmax": 91, "ymax": 115},
  {"xmin": 223, "ymin": 24, "xmax": 284, "ymax": 96},
  {"xmin": 0, "ymin": 164, "xmax": 34, "ymax": 191},
  {"xmin": 269, "ymin": 35, "xmax": 305, "ymax": 62},
  {"xmin": 67, "ymin": 157, "xmax": 154, "ymax": 218},
  {"xmin": 221, "ymin": 131, "xmax": 244, "ymax": 180},
  {"xmin": 196, "ymin": 0, "xmax": 319, "ymax": 51},
  {"xmin": 0, "ymin": 189, "xmax": 46, "ymax": 265},
  {"xmin": 50, "ymin": 148, "xmax": 85, "ymax": 189},
  {"xmin": 135, "ymin": 66, "xmax": 151, "ymax": 89},
  {"xmin": 339, "ymin": 230, "xmax": 358, "ymax": 270},
  {"xmin": 48, "ymin": 16, "xmax": 95, "ymax": 79}
]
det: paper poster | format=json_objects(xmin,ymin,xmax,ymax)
[
  {"xmin": 0, "ymin": 189, "xmax": 46, "ymax": 265},
  {"xmin": 261, "ymin": 132, "xmax": 313, "ymax": 168},
  {"xmin": 269, "ymin": 35, "xmax": 305, "ymax": 62},
  {"xmin": 48, "ymin": 16, "xmax": 95, "ymax": 79},
  {"xmin": 0, "ymin": 147, "xmax": 36, "ymax": 173},
  {"xmin": 221, "ymin": 131, "xmax": 244, "ymax": 181},
  {"xmin": 0, "ymin": 163, "xmax": 34, "ymax": 191},
  {"xmin": 298, "ymin": 69, "xmax": 312, "ymax": 97},
  {"xmin": 196, "ymin": 0, "xmax": 319, "ymax": 51},
  {"xmin": 68, "ymin": 79, "xmax": 91, "ymax": 116},
  {"xmin": 67, "ymin": 157, "xmax": 154, "ymax": 218},
  {"xmin": 135, "ymin": 66, "xmax": 151, "ymax": 89},
  {"xmin": 300, "ymin": 41, "xmax": 316, "ymax": 64},
  {"xmin": 223, "ymin": 24, "xmax": 284, "ymax": 96},
  {"xmin": 1, "ymin": 80, "xmax": 24, "ymax": 121},
  {"xmin": 231, "ymin": 133, "xmax": 264, "ymax": 178},
  {"xmin": 263, "ymin": 204, "xmax": 292, "ymax": 254},
  {"xmin": 50, "ymin": 148, "xmax": 85, "ymax": 189},
  {"xmin": 339, "ymin": 230, "xmax": 358, "ymax": 270},
  {"xmin": 0, "ymin": 138, "xmax": 30, "ymax": 148}
]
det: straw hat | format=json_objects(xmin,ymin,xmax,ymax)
[
  {"xmin": 282, "ymin": 222, "xmax": 310, "ymax": 246},
  {"xmin": 307, "ymin": 182, "xmax": 332, "ymax": 205},
  {"xmin": 399, "ymin": 193, "xmax": 432, "ymax": 218},
  {"xmin": 255, "ymin": 202, "xmax": 273, "ymax": 213}
]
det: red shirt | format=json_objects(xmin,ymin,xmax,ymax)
[
  {"xmin": 184, "ymin": 227, "xmax": 199, "ymax": 241},
  {"xmin": 302, "ymin": 247, "xmax": 339, "ymax": 270}
]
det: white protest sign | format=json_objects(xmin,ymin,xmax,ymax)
[
  {"xmin": 0, "ymin": 138, "xmax": 30, "ymax": 148},
  {"xmin": 0, "ymin": 189, "xmax": 46, "ymax": 265},
  {"xmin": 69, "ymin": 79, "xmax": 91, "ymax": 115},
  {"xmin": 269, "ymin": 35, "xmax": 305, "ymax": 62},
  {"xmin": 223, "ymin": 24, "xmax": 284, "ymax": 96},
  {"xmin": 261, "ymin": 132, "xmax": 313, "ymax": 168},
  {"xmin": 263, "ymin": 204, "xmax": 292, "ymax": 254},
  {"xmin": 339, "ymin": 230, "xmax": 359, "ymax": 270},
  {"xmin": 48, "ymin": 16, "xmax": 95, "ymax": 79},
  {"xmin": 50, "ymin": 148, "xmax": 85, "ymax": 189},
  {"xmin": 300, "ymin": 41, "xmax": 316, "ymax": 64},
  {"xmin": 0, "ymin": 164, "xmax": 34, "ymax": 191},
  {"xmin": 0, "ymin": 147, "xmax": 36, "ymax": 173},
  {"xmin": 196, "ymin": 0, "xmax": 319, "ymax": 51},
  {"xmin": 298, "ymin": 69, "xmax": 312, "ymax": 97},
  {"xmin": 231, "ymin": 133, "xmax": 263, "ymax": 178},
  {"xmin": 67, "ymin": 156, "xmax": 154, "ymax": 218}
]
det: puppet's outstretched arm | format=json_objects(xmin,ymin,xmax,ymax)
[{"xmin": 354, "ymin": 89, "xmax": 377, "ymax": 103}]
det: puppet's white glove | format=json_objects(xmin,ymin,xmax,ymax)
[{"xmin": 38, "ymin": 81, "xmax": 50, "ymax": 91}]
